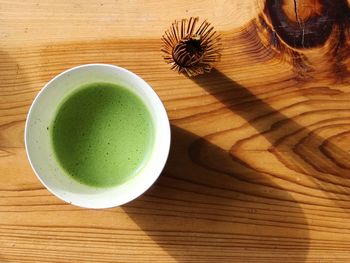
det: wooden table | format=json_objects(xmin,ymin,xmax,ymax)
[{"xmin": 1, "ymin": 0, "xmax": 350, "ymax": 262}]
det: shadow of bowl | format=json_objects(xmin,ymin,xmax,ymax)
[{"xmin": 122, "ymin": 125, "xmax": 309, "ymax": 262}]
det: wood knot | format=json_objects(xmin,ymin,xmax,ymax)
[{"xmin": 263, "ymin": 0, "xmax": 350, "ymax": 49}]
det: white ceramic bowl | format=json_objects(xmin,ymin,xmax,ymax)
[{"xmin": 25, "ymin": 64, "xmax": 170, "ymax": 209}]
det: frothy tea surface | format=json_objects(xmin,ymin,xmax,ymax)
[{"xmin": 50, "ymin": 82, "xmax": 154, "ymax": 187}]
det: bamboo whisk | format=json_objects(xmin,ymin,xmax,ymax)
[{"xmin": 161, "ymin": 17, "xmax": 221, "ymax": 77}]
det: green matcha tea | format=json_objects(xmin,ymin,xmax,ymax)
[{"xmin": 50, "ymin": 82, "xmax": 154, "ymax": 188}]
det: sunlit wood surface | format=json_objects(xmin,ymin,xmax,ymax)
[{"xmin": 1, "ymin": 1, "xmax": 350, "ymax": 262}]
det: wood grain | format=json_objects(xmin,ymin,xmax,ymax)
[{"xmin": 1, "ymin": 0, "xmax": 350, "ymax": 262}]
